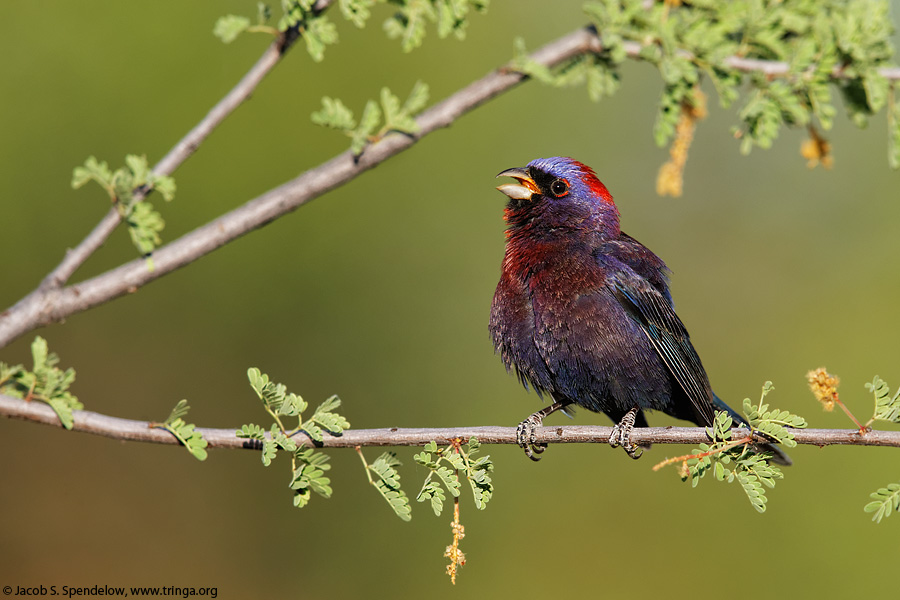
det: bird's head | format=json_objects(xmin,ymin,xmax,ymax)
[{"xmin": 496, "ymin": 157, "xmax": 620, "ymax": 239}]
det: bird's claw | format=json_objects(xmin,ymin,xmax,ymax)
[
  {"xmin": 516, "ymin": 413, "xmax": 548, "ymax": 462},
  {"xmin": 609, "ymin": 407, "xmax": 643, "ymax": 460}
]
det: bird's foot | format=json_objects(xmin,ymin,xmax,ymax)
[
  {"xmin": 515, "ymin": 401, "xmax": 569, "ymax": 462},
  {"xmin": 516, "ymin": 413, "xmax": 548, "ymax": 462},
  {"xmin": 609, "ymin": 407, "xmax": 643, "ymax": 460}
]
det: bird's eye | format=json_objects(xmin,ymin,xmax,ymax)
[{"xmin": 550, "ymin": 179, "xmax": 569, "ymax": 197}]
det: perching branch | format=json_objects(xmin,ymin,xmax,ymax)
[{"xmin": 3, "ymin": 393, "xmax": 899, "ymax": 451}]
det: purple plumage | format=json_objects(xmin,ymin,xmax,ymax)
[{"xmin": 490, "ymin": 157, "xmax": 789, "ymax": 464}]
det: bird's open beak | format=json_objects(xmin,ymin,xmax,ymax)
[{"xmin": 496, "ymin": 167, "xmax": 539, "ymax": 200}]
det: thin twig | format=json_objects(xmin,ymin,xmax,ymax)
[{"xmin": 3, "ymin": 394, "xmax": 899, "ymax": 450}]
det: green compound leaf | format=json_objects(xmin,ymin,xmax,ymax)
[
  {"xmin": 380, "ymin": 86, "xmax": 419, "ymax": 134},
  {"xmin": 291, "ymin": 448, "xmax": 334, "ymax": 508},
  {"xmin": 743, "ymin": 385, "xmax": 808, "ymax": 448},
  {"xmin": 867, "ymin": 376, "xmax": 900, "ymax": 424},
  {"xmin": 673, "ymin": 381, "xmax": 799, "ymax": 512},
  {"xmin": 272, "ymin": 428, "xmax": 298, "ymax": 452},
  {"xmin": 303, "ymin": 421, "xmax": 324, "ymax": 443},
  {"xmin": 261, "ymin": 438, "xmax": 278, "ymax": 466},
  {"xmin": 236, "ymin": 423, "xmax": 267, "ymax": 441},
  {"xmin": 417, "ymin": 479, "xmax": 447, "ymax": 516},
  {"xmin": 865, "ymin": 482, "xmax": 900, "ymax": 523},
  {"xmin": 436, "ymin": 465, "xmax": 461, "ymax": 497},
  {"xmin": 151, "ymin": 399, "xmax": 208, "ymax": 461},
  {"xmin": 304, "ymin": 15, "xmax": 338, "ymax": 62},
  {"xmin": 367, "ymin": 452, "xmax": 412, "ymax": 521},
  {"xmin": 214, "ymin": 15, "xmax": 252, "ymax": 43},
  {"xmin": 71, "ymin": 156, "xmax": 114, "ymax": 195},
  {"xmin": 351, "ymin": 100, "xmax": 381, "ymax": 155},
  {"xmin": 163, "ymin": 398, "xmax": 191, "ymax": 424},
  {"xmin": 579, "ymin": 0, "xmax": 900, "ymax": 170},
  {"xmin": 466, "ymin": 456, "xmax": 493, "ymax": 510},
  {"xmin": 705, "ymin": 410, "xmax": 734, "ymax": 442},
  {"xmin": 0, "ymin": 362, "xmax": 23, "ymax": 387},
  {"xmin": 383, "ymin": 2, "xmax": 431, "ymax": 52},
  {"xmin": 126, "ymin": 201, "xmax": 164, "ymax": 256},
  {"xmin": 413, "ymin": 450, "xmax": 439, "ymax": 470},
  {"xmin": 510, "ymin": 37, "xmax": 557, "ymax": 84},
  {"xmin": 402, "ymin": 79, "xmax": 430, "ymax": 114},
  {"xmin": 383, "ymin": 0, "xmax": 488, "ymax": 52},
  {"xmin": 72, "ymin": 154, "xmax": 175, "ymax": 258},
  {"xmin": 247, "ymin": 367, "xmax": 269, "ymax": 399},
  {"xmin": 243, "ymin": 368, "xmax": 345, "ymax": 509},
  {"xmin": 3, "ymin": 337, "xmax": 83, "ymax": 430},
  {"xmin": 257, "ymin": 2, "xmax": 273, "ymax": 25},
  {"xmin": 340, "ymin": 0, "xmax": 374, "ymax": 28},
  {"xmin": 415, "ymin": 438, "xmax": 494, "ymax": 517},
  {"xmin": 315, "ymin": 82, "xmax": 429, "ymax": 155},
  {"xmin": 311, "ymin": 97, "xmax": 358, "ymax": 131},
  {"xmin": 302, "ymin": 395, "xmax": 350, "ymax": 440},
  {"xmin": 277, "ymin": 392, "xmax": 307, "ymax": 417},
  {"xmin": 275, "ymin": 2, "xmax": 339, "ymax": 61},
  {"xmin": 246, "ymin": 367, "xmax": 293, "ymax": 418}
]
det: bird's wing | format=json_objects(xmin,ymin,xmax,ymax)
[{"xmin": 606, "ymin": 263, "xmax": 716, "ymax": 426}]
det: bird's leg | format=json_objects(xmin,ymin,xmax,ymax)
[
  {"xmin": 609, "ymin": 407, "xmax": 643, "ymax": 459},
  {"xmin": 516, "ymin": 402, "xmax": 568, "ymax": 462}
]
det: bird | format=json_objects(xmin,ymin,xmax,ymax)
[{"xmin": 489, "ymin": 156, "xmax": 790, "ymax": 465}]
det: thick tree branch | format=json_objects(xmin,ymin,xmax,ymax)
[{"xmin": 3, "ymin": 394, "xmax": 898, "ymax": 451}]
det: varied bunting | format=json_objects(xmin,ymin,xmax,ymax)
[{"xmin": 490, "ymin": 156, "xmax": 790, "ymax": 465}]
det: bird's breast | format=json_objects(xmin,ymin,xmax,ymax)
[{"xmin": 490, "ymin": 238, "xmax": 607, "ymax": 393}]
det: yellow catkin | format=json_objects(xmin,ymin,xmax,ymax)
[
  {"xmin": 444, "ymin": 471, "xmax": 466, "ymax": 584},
  {"xmin": 801, "ymin": 125, "xmax": 834, "ymax": 169},
  {"xmin": 807, "ymin": 367, "xmax": 840, "ymax": 411},
  {"xmin": 444, "ymin": 519, "xmax": 466, "ymax": 584},
  {"xmin": 657, "ymin": 89, "xmax": 707, "ymax": 197}
]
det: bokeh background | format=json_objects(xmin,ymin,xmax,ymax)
[{"xmin": 2, "ymin": 1, "xmax": 900, "ymax": 597}]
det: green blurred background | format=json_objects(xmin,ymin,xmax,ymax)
[{"xmin": 2, "ymin": 1, "xmax": 900, "ymax": 597}]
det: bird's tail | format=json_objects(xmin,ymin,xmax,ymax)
[{"xmin": 712, "ymin": 394, "xmax": 792, "ymax": 466}]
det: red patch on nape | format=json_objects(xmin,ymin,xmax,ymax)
[{"xmin": 570, "ymin": 160, "xmax": 614, "ymax": 205}]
